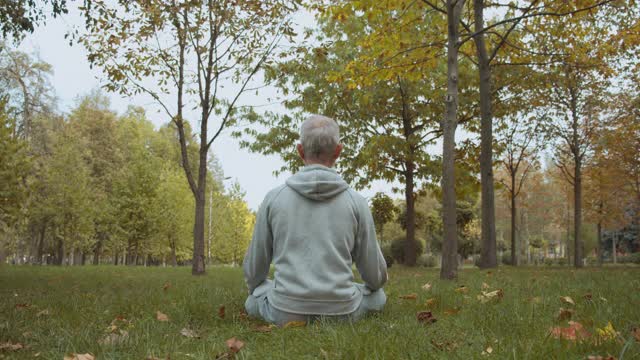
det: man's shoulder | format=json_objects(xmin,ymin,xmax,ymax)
[{"xmin": 262, "ymin": 184, "xmax": 288, "ymax": 206}]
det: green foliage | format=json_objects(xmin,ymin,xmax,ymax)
[
  {"xmin": 0, "ymin": 0, "xmax": 70, "ymax": 41},
  {"xmin": 370, "ymin": 192, "xmax": 397, "ymax": 242},
  {"xmin": 390, "ymin": 236, "xmax": 424, "ymax": 264},
  {"xmin": 381, "ymin": 244, "xmax": 394, "ymax": 269}
]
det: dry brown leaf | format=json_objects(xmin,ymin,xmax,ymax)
[
  {"xmin": 477, "ymin": 289, "xmax": 504, "ymax": 303},
  {"xmin": 421, "ymin": 283, "xmax": 432, "ymax": 291},
  {"xmin": 36, "ymin": 309, "xmax": 49, "ymax": 317},
  {"xmin": 162, "ymin": 282, "xmax": 171, "ymax": 291},
  {"xmin": 560, "ymin": 296, "xmax": 575, "ymax": 306},
  {"xmin": 14, "ymin": 303, "xmax": 30, "ymax": 310},
  {"xmin": 632, "ymin": 327, "xmax": 640, "ymax": 342},
  {"xmin": 63, "ymin": 353, "xmax": 95, "ymax": 360},
  {"xmin": 444, "ymin": 308, "xmax": 461, "ymax": 316},
  {"xmin": 549, "ymin": 321, "xmax": 590, "ymax": 341},
  {"xmin": 238, "ymin": 310, "xmax": 248, "ymax": 321},
  {"xmin": 399, "ymin": 293, "xmax": 418, "ymax": 300},
  {"xmin": 583, "ymin": 293, "xmax": 593, "ymax": 301},
  {"xmin": 417, "ymin": 311, "xmax": 437, "ymax": 324},
  {"xmin": 430, "ymin": 339, "xmax": 458, "ymax": 351},
  {"xmin": 253, "ymin": 324, "xmax": 275, "ymax": 333},
  {"xmin": 99, "ymin": 330, "xmax": 129, "ymax": 346},
  {"xmin": 0, "ymin": 342, "xmax": 24, "ymax": 351},
  {"xmin": 156, "ymin": 310, "xmax": 169, "ymax": 322},
  {"xmin": 218, "ymin": 305, "xmax": 226, "ymax": 319},
  {"xmin": 587, "ymin": 356, "xmax": 616, "ymax": 360},
  {"xmin": 424, "ymin": 298, "xmax": 437, "ymax": 309},
  {"xmin": 225, "ymin": 337, "xmax": 245, "ymax": 353},
  {"xmin": 283, "ymin": 321, "xmax": 307, "ymax": 328},
  {"xmin": 180, "ymin": 328, "xmax": 199, "ymax": 338},
  {"xmin": 557, "ymin": 308, "xmax": 574, "ymax": 321},
  {"xmin": 455, "ymin": 286, "xmax": 469, "ymax": 294},
  {"xmin": 481, "ymin": 282, "xmax": 490, "ymax": 290}
]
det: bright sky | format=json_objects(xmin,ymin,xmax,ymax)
[{"xmin": 18, "ymin": 5, "xmax": 396, "ymax": 210}]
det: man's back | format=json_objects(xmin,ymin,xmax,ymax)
[{"xmin": 243, "ymin": 165, "xmax": 387, "ymax": 316}]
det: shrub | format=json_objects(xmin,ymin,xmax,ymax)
[
  {"xmin": 544, "ymin": 258, "xmax": 554, "ymax": 266},
  {"xmin": 629, "ymin": 252, "xmax": 640, "ymax": 264},
  {"xmin": 381, "ymin": 244, "xmax": 394, "ymax": 268},
  {"xmin": 416, "ymin": 254, "xmax": 437, "ymax": 268},
  {"xmin": 390, "ymin": 237, "xmax": 425, "ymax": 264},
  {"xmin": 473, "ymin": 255, "xmax": 482, "ymax": 268},
  {"xmin": 556, "ymin": 257, "xmax": 567, "ymax": 266}
]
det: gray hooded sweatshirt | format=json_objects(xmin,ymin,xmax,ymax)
[{"xmin": 243, "ymin": 164, "xmax": 387, "ymax": 315}]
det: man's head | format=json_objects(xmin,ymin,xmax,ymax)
[{"xmin": 297, "ymin": 115, "xmax": 343, "ymax": 167}]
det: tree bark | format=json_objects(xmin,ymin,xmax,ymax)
[
  {"xmin": 170, "ymin": 237, "xmax": 178, "ymax": 267},
  {"xmin": 404, "ymin": 164, "xmax": 417, "ymax": 266},
  {"xmin": 510, "ymin": 180, "xmax": 518, "ymax": 266},
  {"xmin": 440, "ymin": 0, "xmax": 465, "ymax": 280},
  {"xmin": 574, "ymin": 157, "xmax": 583, "ymax": 267},
  {"xmin": 612, "ymin": 232, "xmax": 617, "ymax": 264},
  {"xmin": 93, "ymin": 234, "xmax": 103, "ymax": 265},
  {"xmin": 55, "ymin": 238, "xmax": 64, "ymax": 265},
  {"xmin": 597, "ymin": 221, "xmax": 603, "ymax": 266},
  {"xmin": 474, "ymin": 0, "xmax": 498, "ymax": 269},
  {"xmin": 36, "ymin": 221, "xmax": 46, "ymax": 265}
]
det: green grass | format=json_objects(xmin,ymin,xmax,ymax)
[{"xmin": 1, "ymin": 265, "xmax": 639, "ymax": 359}]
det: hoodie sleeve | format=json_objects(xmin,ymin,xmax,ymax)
[
  {"xmin": 352, "ymin": 195, "xmax": 388, "ymax": 291},
  {"xmin": 243, "ymin": 194, "xmax": 274, "ymax": 294}
]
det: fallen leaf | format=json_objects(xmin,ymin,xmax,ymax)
[
  {"xmin": 21, "ymin": 332, "xmax": 32, "ymax": 339},
  {"xmin": 549, "ymin": 321, "xmax": 590, "ymax": 341},
  {"xmin": 253, "ymin": 324, "xmax": 275, "ymax": 333},
  {"xmin": 417, "ymin": 311, "xmax": 437, "ymax": 324},
  {"xmin": 424, "ymin": 298, "xmax": 437, "ymax": 309},
  {"xmin": 583, "ymin": 293, "xmax": 593, "ymax": 301},
  {"xmin": 422, "ymin": 283, "xmax": 432, "ymax": 291},
  {"xmin": 156, "ymin": 310, "xmax": 169, "ymax": 322},
  {"xmin": 36, "ymin": 309, "xmax": 49, "ymax": 317},
  {"xmin": 320, "ymin": 348, "xmax": 329, "ymax": 359},
  {"xmin": 180, "ymin": 328, "xmax": 199, "ymax": 338},
  {"xmin": 560, "ymin": 296, "xmax": 575, "ymax": 306},
  {"xmin": 481, "ymin": 346, "xmax": 493, "ymax": 355},
  {"xmin": 225, "ymin": 337, "xmax": 245, "ymax": 353},
  {"xmin": 430, "ymin": 339, "xmax": 458, "ymax": 351},
  {"xmin": 14, "ymin": 303, "xmax": 30, "ymax": 310},
  {"xmin": 529, "ymin": 296, "xmax": 542, "ymax": 304},
  {"xmin": 455, "ymin": 286, "xmax": 468, "ymax": 294},
  {"xmin": 218, "ymin": 305, "xmax": 226, "ymax": 319},
  {"xmin": 477, "ymin": 289, "xmax": 504, "ymax": 303},
  {"xmin": 283, "ymin": 321, "xmax": 307, "ymax": 328},
  {"xmin": 99, "ymin": 330, "xmax": 129, "ymax": 346},
  {"xmin": 63, "ymin": 353, "xmax": 95, "ymax": 360},
  {"xmin": 399, "ymin": 293, "xmax": 418, "ymax": 300},
  {"xmin": 632, "ymin": 327, "xmax": 640, "ymax": 342},
  {"xmin": 557, "ymin": 308, "xmax": 574, "ymax": 321},
  {"xmin": 595, "ymin": 322, "xmax": 619, "ymax": 344},
  {"xmin": 482, "ymin": 282, "xmax": 490, "ymax": 290},
  {"xmin": 587, "ymin": 356, "xmax": 616, "ymax": 360},
  {"xmin": 238, "ymin": 310, "xmax": 248, "ymax": 321},
  {"xmin": 162, "ymin": 282, "xmax": 171, "ymax": 291},
  {"xmin": 0, "ymin": 342, "xmax": 24, "ymax": 351},
  {"xmin": 444, "ymin": 308, "xmax": 461, "ymax": 316}
]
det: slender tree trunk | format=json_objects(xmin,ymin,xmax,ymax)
[
  {"xmin": 473, "ymin": 0, "xmax": 497, "ymax": 269},
  {"xmin": 93, "ymin": 234, "xmax": 103, "ymax": 265},
  {"xmin": 36, "ymin": 222, "xmax": 46, "ymax": 265},
  {"xmin": 574, "ymin": 153, "xmax": 583, "ymax": 268},
  {"xmin": 510, "ymin": 186, "xmax": 518, "ymax": 266},
  {"xmin": 597, "ymin": 221, "xmax": 603, "ymax": 266},
  {"xmin": 440, "ymin": 0, "xmax": 465, "ymax": 280},
  {"xmin": 114, "ymin": 253, "xmax": 118, "ymax": 265},
  {"xmin": 170, "ymin": 237, "xmax": 178, "ymax": 267},
  {"xmin": 55, "ymin": 238, "xmax": 64, "ymax": 265},
  {"xmin": 192, "ymin": 181, "xmax": 207, "ymax": 275},
  {"xmin": 404, "ymin": 164, "xmax": 417, "ymax": 266},
  {"xmin": 612, "ymin": 232, "xmax": 617, "ymax": 264}
]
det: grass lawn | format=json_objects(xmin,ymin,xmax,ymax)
[{"xmin": 1, "ymin": 265, "xmax": 639, "ymax": 359}]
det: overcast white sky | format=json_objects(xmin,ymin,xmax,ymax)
[{"xmin": 18, "ymin": 5, "xmax": 398, "ymax": 210}]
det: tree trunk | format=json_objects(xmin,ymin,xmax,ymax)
[
  {"xmin": 114, "ymin": 253, "xmax": 118, "ymax": 265},
  {"xmin": 55, "ymin": 238, "xmax": 64, "ymax": 265},
  {"xmin": 404, "ymin": 164, "xmax": 417, "ymax": 266},
  {"xmin": 170, "ymin": 237, "xmax": 178, "ymax": 267},
  {"xmin": 612, "ymin": 232, "xmax": 617, "ymax": 264},
  {"xmin": 36, "ymin": 222, "xmax": 46, "ymax": 265},
  {"xmin": 574, "ymin": 148, "xmax": 583, "ymax": 268},
  {"xmin": 93, "ymin": 234, "xmax": 103, "ymax": 265},
  {"xmin": 597, "ymin": 221, "xmax": 603, "ymax": 266},
  {"xmin": 474, "ymin": 0, "xmax": 497, "ymax": 269},
  {"xmin": 192, "ymin": 181, "xmax": 207, "ymax": 275},
  {"xmin": 510, "ymin": 184, "xmax": 518, "ymax": 266},
  {"xmin": 440, "ymin": 0, "xmax": 465, "ymax": 280}
]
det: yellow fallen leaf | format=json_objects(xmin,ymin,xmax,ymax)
[
  {"xmin": 444, "ymin": 308, "xmax": 460, "ymax": 316},
  {"xmin": 98, "ymin": 330, "xmax": 129, "ymax": 346},
  {"xmin": 253, "ymin": 324, "xmax": 276, "ymax": 333},
  {"xmin": 283, "ymin": 321, "xmax": 307, "ymax": 328},
  {"xmin": 560, "ymin": 296, "xmax": 575, "ymax": 306},
  {"xmin": 477, "ymin": 289, "xmax": 504, "ymax": 303},
  {"xmin": 424, "ymin": 298, "xmax": 437, "ymax": 309},
  {"xmin": 36, "ymin": 309, "xmax": 49, "ymax": 317},
  {"xmin": 156, "ymin": 311, "xmax": 169, "ymax": 322},
  {"xmin": 455, "ymin": 286, "xmax": 468, "ymax": 294},
  {"xmin": 482, "ymin": 282, "xmax": 490, "ymax": 290},
  {"xmin": 180, "ymin": 328, "xmax": 199, "ymax": 338},
  {"xmin": 64, "ymin": 353, "xmax": 95, "ymax": 360},
  {"xmin": 595, "ymin": 322, "xmax": 619, "ymax": 344},
  {"xmin": 422, "ymin": 283, "xmax": 432, "ymax": 291}
]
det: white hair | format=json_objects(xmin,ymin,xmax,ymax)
[{"xmin": 300, "ymin": 115, "xmax": 340, "ymax": 160}]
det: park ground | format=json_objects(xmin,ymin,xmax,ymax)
[{"xmin": 1, "ymin": 266, "xmax": 639, "ymax": 359}]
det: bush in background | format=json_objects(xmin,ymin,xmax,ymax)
[
  {"xmin": 390, "ymin": 237, "xmax": 424, "ymax": 264},
  {"xmin": 416, "ymin": 254, "xmax": 437, "ymax": 268}
]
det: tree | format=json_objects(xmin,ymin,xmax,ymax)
[
  {"xmin": 81, "ymin": 0, "xmax": 301, "ymax": 274},
  {"xmin": 496, "ymin": 115, "xmax": 545, "ymax": 265},
  {"xmin": 0, "ymin": 0, "xmax": 71, "ymax": 41},
  {"xmin": 370, "ymin": 193, "xmax": 397, "ymax": 243}
]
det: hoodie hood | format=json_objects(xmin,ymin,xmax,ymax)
[{"xmin": 286, "ymin": 164, "xmax": 349, "ymax": 201}]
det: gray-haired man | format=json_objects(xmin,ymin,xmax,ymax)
[{"xmin": 243, "ymin": 115, "xmax": 388, "ymax": 326}]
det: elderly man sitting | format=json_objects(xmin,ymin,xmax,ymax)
[{"xmin": 243, "ymin": 115, "xmax": 388, "ymax": 326}]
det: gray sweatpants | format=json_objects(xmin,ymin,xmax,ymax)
[{"xmin": 244, "ymin": 280, "xmax": 386, "ymax": 327}]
